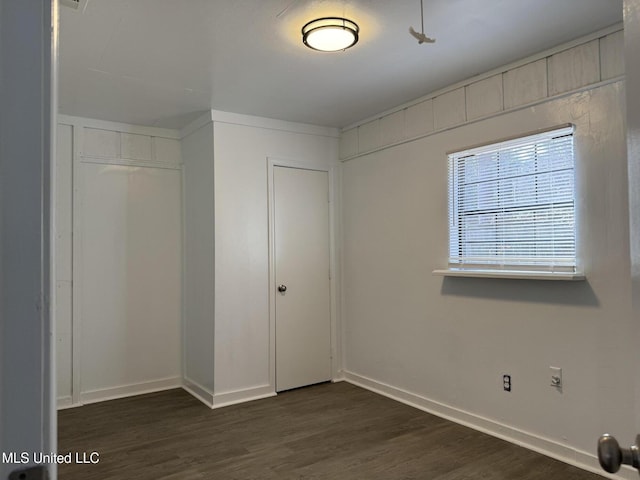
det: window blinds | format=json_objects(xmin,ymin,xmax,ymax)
[{"xmin": 448, "ymin": 126, "xmax": 576, "ymax": 272}]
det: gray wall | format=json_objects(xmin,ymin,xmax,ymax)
[{"xmin": 340, "ymin": 29, "xmax": 634, "ymax": 477}]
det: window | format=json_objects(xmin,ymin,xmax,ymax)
[{"xmin": 442, "ymin": 125, "xmax": 581, "ymax": 279}]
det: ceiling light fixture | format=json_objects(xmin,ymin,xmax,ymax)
[{"xmin": 302, "ymin": 17, "xmax": 359, "ymax": 52}]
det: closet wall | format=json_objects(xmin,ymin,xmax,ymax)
[
  {"xmin": 56, "ymin": 116, "xmax": 183, "ymax": 407},
  {"xmin": 57, "ymin": 112, "xmax": 339, "ymax": 410},
  {"xmin": 181, "ymin": 111, "xmax": 340, "ymax": 408}
]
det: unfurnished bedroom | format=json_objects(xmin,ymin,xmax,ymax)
[{"xmin": 1, "ymin": 1, "xmax": 640, "ymax": 479}]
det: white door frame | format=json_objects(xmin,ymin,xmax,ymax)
[
  {"xmin": 267, "ymin": 157, "xmax": 340, "ymax": 393},
  {"xmin": 623, "ymin": 0, "xmax": 640, "ymax": 441},
  {"xmin": 0, "ymin": 0, "xmax": 57, "ymax": 478}
]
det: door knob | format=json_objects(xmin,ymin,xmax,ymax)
[
  {"xmin": 277, "ymin": 284, "xmax": 287, "ymax": 293},
  {"xmin": 597, "ymin": 434, "xmax": 640, "ymax": 473}
]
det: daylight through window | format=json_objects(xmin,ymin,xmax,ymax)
[{"xmin": 447, "ymin": 126, "xmax": 576, "ymax": 273}]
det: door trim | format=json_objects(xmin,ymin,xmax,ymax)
[
  {"xmin": 0, "ymin": 1, "xmax": 57, "ymax": 477},
  {"xmin": 266, "ymin": 157, "xmax": 340, "ymax": 393}
]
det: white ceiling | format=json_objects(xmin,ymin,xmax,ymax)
[{"xmin": 59, "ymin": 0, "xmax": 623, "ymax": 130}]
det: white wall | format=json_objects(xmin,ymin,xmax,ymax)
[
  {"xmin": 341, "ymin": 28, "xmax": 624, "ymax": 159},
  {"xmin": 213, "ymin": 113, "xmax": 340, "ymax": 399},
  {"xmin": 341, "ymin": 28, "xmax": 637, "ymax": 479},
  {"xmin": 181, "ymin": 111, "xmax": 340, "ymax": 407},
  {"xmin": 57, "ymin": 111, "xmax": 339, "ymax": 410},
  {"xmin": 181, "ymin": 122, "xmax": 216, "ymax": 400},
  {"xmin": 56, "ymin": 116, "xmax": 183, "ymax": 407}
]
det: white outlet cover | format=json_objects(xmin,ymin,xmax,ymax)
[
  {"xmin": 550, "ymin": 366, "xmax": 562, "ymax": 387},
  {"xmin": 60, "ymin": 0, "xmax": 89, "ymax": 12}
]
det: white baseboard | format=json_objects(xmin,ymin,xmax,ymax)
[
  {"xmin": 182, "ymin": 376, "xmax": 215, "ymax": 408},
  {"xmin": 79, "ymin": 376, "xmax": 182, "ymax": 405},
  {"xmin": 181, "ymin": 379, "xmax": 276, "ymax": 410},
  {"xmin": 212, "ymin": 385, "xmax": 276, "ymax": 409},
  {"xmin": 57, "ymin": 396, "xmax": 75, "ymax": 410},
  {"xmin": 344, "ymin": 371, "xmax": 634, "ymax": 480}
]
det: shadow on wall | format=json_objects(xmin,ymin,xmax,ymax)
[{"xmin": 440, "ymin": 277, "xmax": 600, "ymax": 307}]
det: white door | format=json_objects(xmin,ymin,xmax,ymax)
[{"xmin": 274, "ymin": 166, "xmax": 331, "ymax": 392}]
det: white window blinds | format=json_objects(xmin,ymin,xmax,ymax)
[{"xmin": 448, "ymin": 126, "xmax": 576, "ymax": 272}]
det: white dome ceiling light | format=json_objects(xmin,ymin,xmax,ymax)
[{"xmin": 302, "ymin": 17, "xmax": 359, "ymax": 52}]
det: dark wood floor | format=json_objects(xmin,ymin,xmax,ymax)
[{"xmin": 58, "ymin": 382, "xmax": 605, "ymax": 479}]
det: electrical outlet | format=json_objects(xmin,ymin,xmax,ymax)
[
  {"xmin": 550, "ymin": 366, "xmax": 562, "ymax": 390},
  {"xmin": 503, "ymin": 374, "xmax": 511, "ymax": 392}
]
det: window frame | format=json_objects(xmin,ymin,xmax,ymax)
[{"xmin": 433, "ymin": 124, "xmax": 585, "ymax": 281}]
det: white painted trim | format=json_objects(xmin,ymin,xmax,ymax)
[
  {"xmin": 212, "ymin": 110, "xmax": 340, "ymax": 138},
  {"xmin": 180, "ymin": 111, "xmax": 213, "ymax": 139},
  {"xmin": 344, "ymin": 371, "xmax": 635, "ymax": 480},
  {"xmin": 182, "ymin": 377, "xmax": 215, "ymax": 408},
  {"xmin": 328, "ymin": 166, "xmax": 341, "ymax": 380},
  {"xmin": 212, "ymin": 385, "xmax": 276, "ymax": 409},
  {"xmin": 342, "ymin": 23, "xmax": 624, "ymax": 132},
  {"xmin": 58, "ymin": 114, "xmax": 181, "ymax": 139},
  {"xmin": 338, "ymin": 168, "xmax": 348, "ymax": 382},
  {"xmin": 341, "ymin": 77, "xmax": 624, "ymax": 162},
  {"xmin": 79, "ymin": 155, "xmax": 182, "ymax": 171},
  {"xmin": 432, "ymin": 269, "xmax": 586, "ymax": 281},
  {"xmin": 80, "ymin": 377, "xmax": 182, "ymax": 405},
  {"xmin": 56, "ymin": 397, "xmax": 74, "ymax": 410},
  {"xmin": 267, "ymin": 157, "xmax": 339, "ymax": 392},
  {"xmin": 334, "ymin": 167, "xmax": 347, "ymax": 380},
  {"xmin": 180, "ymin": 143, "xmax": 189, "ymax": 405},
  {"xmin": 267, "ymin": 160, "xmax": 277, "ymax": 391},
  {"xmin": 71, "ymin": 123, "xmax": 83, "ymax": 407},
  {"xmin": 624, "ymin": 0, "xmax": 640, "ymax": 441}
]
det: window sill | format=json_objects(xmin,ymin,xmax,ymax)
[{"xmin": 432, "ymin": 269, "xmax": 586, "ymax": 281}]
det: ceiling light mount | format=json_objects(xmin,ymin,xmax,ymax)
[{"xmin": 302, "ymin": 17, "xmax": 359, "ymax": 52}]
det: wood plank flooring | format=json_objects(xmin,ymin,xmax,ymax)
[{"xmin": 58, "ymin": 382, "xmax": 605, "ymax": 479}]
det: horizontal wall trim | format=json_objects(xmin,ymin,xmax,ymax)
[
  {"xmin": 341, "ymin": 23, "xmax": 623, "ymax": 132},
  {"xmin": 212, "ymin": 385, "xmax": 276, "ymax": 410},
  {"xmin": 79, "ymin": 155, "xmax": 182, "ymax": 170},
  {"xmin": 210, "ymin": 109, "xmax": 340, "ymax": 139},
  {"xmin": 180, "ymin": 109, "xmax": 342, "ymax": 140},
  {"xmin": 182, "ymin": 377, "xmax": 215, "ymax": 408},
  {"xmin": 344, "ymin": 371, "xmax": 634, "ymax": 480},
  {"xmin": 58, "ymin": 114, "xmax": 181, "ymax": 139},
  {"xmin": 80, "ymin": 376, "xmax": 182, "ymax": 405},
  {"xmin": 341, "ymin": 77, "xmax": 623, "ymax": 162}
]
